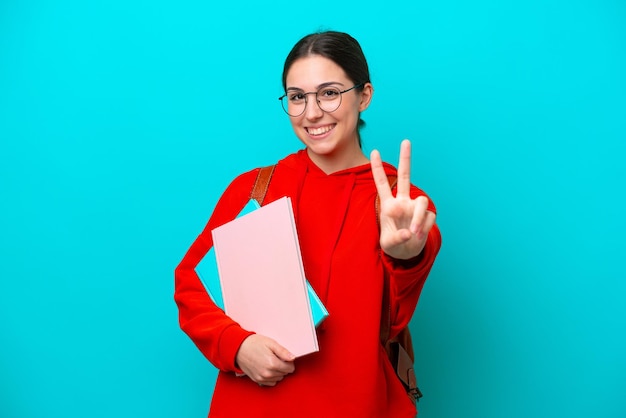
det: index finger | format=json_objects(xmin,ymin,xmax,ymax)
[{"xmin": 370, "ymin": 149, "xmax": 392, "ymax": 201}]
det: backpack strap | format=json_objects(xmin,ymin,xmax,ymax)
[{"xmin": 250, "ymin": 165, "xmax": 276, "ymax": 205}]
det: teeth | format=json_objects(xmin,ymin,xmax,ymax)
[{"xmin": 308, "ymin": 125, "xmax": 333, "ymax": 136}]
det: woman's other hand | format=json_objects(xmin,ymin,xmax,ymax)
[
  {"xmin": 370, "ymin": 139, "xmax": 437, "ymax": 260},
  {"xmin": 235, "ymin": 334, "xmax": 296, "ymax": 386}
]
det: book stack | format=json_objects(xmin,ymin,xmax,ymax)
[{"xmin": 195, "ymin": 197, "xmax": 328, "ymax": 358}]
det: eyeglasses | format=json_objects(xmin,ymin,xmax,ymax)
[{"xmin": 278, "ymin": 83, "xmax": 364, "ymax": 117}]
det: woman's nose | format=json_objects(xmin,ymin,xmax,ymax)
[{"xmin": 304, "ymin": 96, "xmax": 324, "ymax": 120}]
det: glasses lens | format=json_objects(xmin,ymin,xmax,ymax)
[
  {"xmin": 281, "ymin": 92, "xmax": 306, "ymax": 117},
  {"xmin": 317, "ymin": 87, "xmax": 342, "ymax": 113}
]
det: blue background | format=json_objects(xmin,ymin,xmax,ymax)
[{"xmin": 1, "ymin": 1, "xmax": 624, "ymax": 417}]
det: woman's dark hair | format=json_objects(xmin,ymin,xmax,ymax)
[{"xmin": 282, "ymin": 31, "xmax": 371, "ymax": 146}]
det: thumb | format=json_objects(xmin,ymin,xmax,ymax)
[{"xmin": 269, "ymin": 342, "xmax": 296, "ymax": 362}]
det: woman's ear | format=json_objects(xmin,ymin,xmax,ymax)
[{"xmin": 358, "ymin": 82, "xmax": 374, "ymax": 112}]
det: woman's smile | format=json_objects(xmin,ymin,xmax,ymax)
[{"xmin": 305, "ymin": 124, "xmax": 336, "ymax": 138}]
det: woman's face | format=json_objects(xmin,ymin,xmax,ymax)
[{"xmin": 284, "ymin": 55, "xmax": 372, "ymax": 171}]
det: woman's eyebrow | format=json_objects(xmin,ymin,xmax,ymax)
[
  {"xmin": 317, "ymin": 81, "xmax": 345, "ymax": 89},
  {"xmin": 286, "ymin": 81, "xmax": 345, "ymax": 91}
]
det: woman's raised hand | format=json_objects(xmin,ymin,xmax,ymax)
[{"xmin": 370, "ymin": 140, "xmax": 436, "ymax": 260}]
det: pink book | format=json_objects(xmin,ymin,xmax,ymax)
[{"xmin": 211, "ymin": 196, "xmax": 319, "ymax": 358}]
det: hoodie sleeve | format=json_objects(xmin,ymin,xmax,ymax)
[
  {"xmin": 381, "ymin": 185, "xmax": 442, "ymax": 338},
  {"xmin": 174, "ymin": 169, "xmax": 259, "ymax": 372}
]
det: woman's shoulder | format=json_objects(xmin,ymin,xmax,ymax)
[
  {"xmin": 222, "ymin": 150, "xmax": 302, "ymax": 194},
  {"xmin": 276, "ymin": 149, "xmax": 306, "ymax": 169}
]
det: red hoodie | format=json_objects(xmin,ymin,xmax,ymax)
[{"xmin": 174, "ymin": 149, "xmax": 442, "ymax": 417}]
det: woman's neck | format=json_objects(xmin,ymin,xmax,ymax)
[{"xmin": 306, "ymin": 147, "xmax": 369, "ymax": 174}]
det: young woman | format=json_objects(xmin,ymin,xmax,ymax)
[{"xmin": 174, "ymin": 31, "xmax": 442, "ymax": 417}]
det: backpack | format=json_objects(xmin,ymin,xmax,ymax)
[{"xmin": 250, "ymin": 165, "xmax": 422, "ymax": 404}]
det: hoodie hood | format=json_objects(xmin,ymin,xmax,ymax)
[{"xmin": 281, "ymin": 148, "xmax": 398, "ymax": 181}]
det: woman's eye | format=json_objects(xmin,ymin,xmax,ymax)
[
  {"xmin": 289, "ymin": 93, "xmax": 305, "ymax": 102},
  {"xmin": 320, "ymin": 88, "xmax": 340, "ymax": 99}
]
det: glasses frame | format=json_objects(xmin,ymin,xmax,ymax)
[{"xmin": 278, "ymin": 83, "xmax": 364, "ymax": 117}]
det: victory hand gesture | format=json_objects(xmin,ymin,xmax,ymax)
[{"xmin": 370, "ymin": 140, "xmax": 437, "ymax": 260}]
